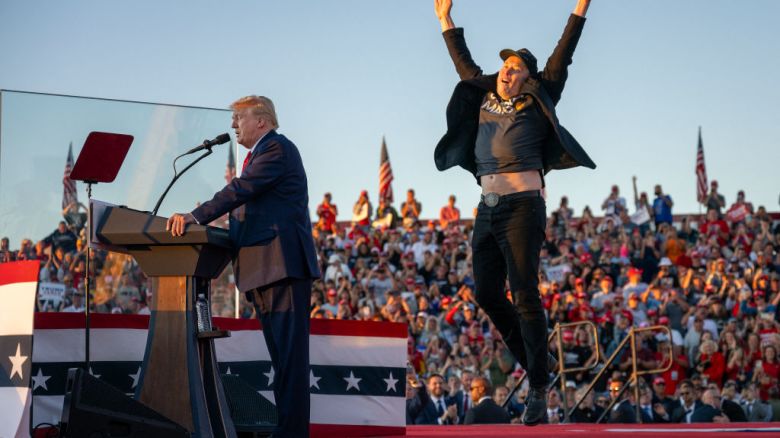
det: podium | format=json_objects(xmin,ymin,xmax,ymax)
[{"xmin": 93, "ymin": 202, "xmax": 236, "ymax": 437}]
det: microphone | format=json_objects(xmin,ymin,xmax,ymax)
[
  {"xmin": 184, "ymin": 133, "xmax": 231, "ymax": 154},
  {"xmin": 151, "ymin": 133, "xmax": 230, "ymax": 216}
]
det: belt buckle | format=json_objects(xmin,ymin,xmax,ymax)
[{"xmin": 484, "ymin": 192, "xmax": 500, "ymax": 207}]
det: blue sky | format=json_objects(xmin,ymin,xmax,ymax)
[{"xmin": 1, "ymin": 0, "xmax": 779, "ymax": 237}]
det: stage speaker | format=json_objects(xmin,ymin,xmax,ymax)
[
  {"xmin": 59, "ymin": 367, "xmax": 189, "ymax": 438},
  {"xmin": 220, "ymin": 374, "xmax": 276, "ymax": 433}
]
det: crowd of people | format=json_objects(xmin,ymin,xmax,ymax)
[{"xmin": 2, "ymin": 181, "xmax": 779, "ymax": 424}]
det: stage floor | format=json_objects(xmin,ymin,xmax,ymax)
[{"xmin": 399, "ymin": 423, "xmax": 780, "ymax": 438}]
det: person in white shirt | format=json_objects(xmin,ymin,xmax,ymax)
[{"xmin": 62, "ymin": 290, "xmax": 85, "ymax": 313}]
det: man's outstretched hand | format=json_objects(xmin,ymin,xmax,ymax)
[
  {"xmin": 166, "ymin": 213, "xmax": 196, "ymax": 237},
  {"xmin": 434, "ymin": 0, "xmax": 454, "ymax": 31}
]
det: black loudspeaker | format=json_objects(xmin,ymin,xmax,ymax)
[
  {"xmin": 60, "ymin": 368, "xmax": 189, "ymax": 438},
  {"xmin": 220, "ymin": 374, "xmax": 276, "ymax": 434}
]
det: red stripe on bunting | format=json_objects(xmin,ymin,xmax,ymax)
[
  {"xmin": 33, "ymin": 313, "xmax": 407, "ymax": 338},
  {"xmin": 311, "ymin": 424, "xmax": 405, "ymax": 438},
  {"xmin": 0, "ymin": 260, "xmax": 40, "ymax": 286}
]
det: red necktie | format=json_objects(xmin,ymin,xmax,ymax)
[{"xmin": 241, "ymin": 151, "xmax": 251, "ymax": 174}]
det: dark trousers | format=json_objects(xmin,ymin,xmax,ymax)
[
  {"xmin": 251, "ymin": 278, "xmax": 312, "ymax": 438},
  {"xmin": 471, "ymin": 194, "xmax": 549, "ymax": 388}
]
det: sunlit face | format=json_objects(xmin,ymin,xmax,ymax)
[
  {"xmin": 232, "ymin": 108, "xmax": 267, "ymax": 148},
  {"xmin": 497, "ymin": 56, "xmax": 529, "ymax": 100},
  {"xmin": 428, "ymin": 376, "xmax": 445, "ymax": 397}
]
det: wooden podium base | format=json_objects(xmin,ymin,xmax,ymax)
[{"xmin": 136, "ymin": 276, "xmax": 236, "ymax": 437}]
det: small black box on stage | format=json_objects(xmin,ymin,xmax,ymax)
[{"xmin": 59, "ymin": 367, "xmax": 189, "ymax": 437}]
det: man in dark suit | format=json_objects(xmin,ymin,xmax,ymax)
[
  {"xmin": 464, "ymin": 377, "xmax": 511, "ymax": 424},
  {"xmin": 167, "ymin": 95, "xmax": 320, "ymax": 438},
  {"xmin": 670, "ymin": 380, "xmax": 703, "ymax": 423},
  {"xmin": 432, "ymin": 0, "xmax": 594, "ymax": 426},
  {"xmin": 691, "ymin": 388, "xmax": 730, "ymax": 423},
  {"xmin": 448, "ymin": 370, "xmax": 474, "ymax": 423},
  {"xmin": 414, "ymin": 374, "xmax": 459, "ymax": 425}
]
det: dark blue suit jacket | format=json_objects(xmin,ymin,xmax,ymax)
[
  {"xmin": 191, "ymin": 130, "xmax": 320, "ymax": 292},
  {"xmin": 416, "ymin": 395, "xmax": 456, "ymax": 425}
]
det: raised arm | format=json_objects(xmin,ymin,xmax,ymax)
[
  {"xmin": 540, "ymin": 0, "xmax": 591, "ymax": 105},
  {"xmin": 436, "ymin": 0, "xmax": 483, "ymax": 80}
]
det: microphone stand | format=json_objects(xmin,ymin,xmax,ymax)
[{"xmin": 152, "ymin": 148, "xmax": 214, "ymax": 216}]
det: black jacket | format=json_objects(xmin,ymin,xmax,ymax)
[
  {"xmin": 571, "ymin": 405, "xmax": 605, "ymax": 423},
  {"xmin": 464, "ymin": 398, "xmax": 511, "ymax": 425},
  {"xmin": 690, "ymin": 404, "xmax": 722, "ymax": 423},
  {"xmin": 435, "ymin": 14, "xmax": 596, "ymax": 183},
  {"xmin": 671, "ymin": 399, "xmax": 703, "ymax": 423},
  {"xmin": 609, "ymin": 399, "xmax": 637, "ymax": 423},
  {"xmin": 721, "ymin": 399, "xmax": 747, "ymax": 422}
]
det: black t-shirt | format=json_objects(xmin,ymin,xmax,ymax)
[{"xmin": 475, "ymin": 92, "xmax": 548, "ymax": 177}]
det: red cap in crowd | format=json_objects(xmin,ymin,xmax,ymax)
[
  {"xmin": 327, "ymin": 289, "xmax": 337, "ymax": 297},
  {"xmin": 653, "ymin": 377, "xmax": 666, "ymax": 385},
  {"xmin": 658, "ymin": 316, "xmax": 670, "ymax": 325},
  {"xmin": 647, "ymin": 309, "xmax": 658, "ymax": 317},
  {"xmin": 575, "ymin": 278, "xmax": 585, "ymax": 286},
  {"xmin": 628, "ymin": 267, "xmax": 643, "ymax": 277},
  {"xmin": 754, "ymin": 290, "xmax": 766, "ymax": 299},
  {"xmin": 441, "ymin": 296, "xmax": 452, "ymax": 306},
  {"xmin": 621, "ymin": 310, "xmax": 634, "ymax": 324},
  {"xmin": 562, "ymin": 330, "xmax": 575, "ymax": 342}
]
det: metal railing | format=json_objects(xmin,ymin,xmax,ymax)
[
  {"xmin": 584, "ymin": 325, "xmax": 673, "ymax": 424},
  {"xmin": 502, "ymin": 323, "xmax": 674, "ymax": 424},
  {"xmin": 503, "ymin": 320, "xmax": 601, "ymax": 423}
]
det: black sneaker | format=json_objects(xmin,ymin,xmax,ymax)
[{"xmin": 522, "ymin": 386, "xmax": 548, "ymax": 426}]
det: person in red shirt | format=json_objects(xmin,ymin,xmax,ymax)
[
  {"xmin": 658, "ymin": 339, "xmax": 689, "ymax": 396},
  {"xmin": 315, "ymin": 192, "xmax": 338, "ymax": 234},
  {"xmin": 696, "ymin": 339, "xmax": 726, "ymax": 388},
  {"xmin": 439, "ymin": 194, "xmax": 461, "ymax": 229},
  {"xmin": 699, "ymin": 207, "xmax": 730, "ymax": 246},
  {"xmin": 756, "ymin": 344, "xmax": 780, "ymax": 401}
]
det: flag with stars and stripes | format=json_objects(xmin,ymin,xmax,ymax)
[
  {"xmin": 378, "ymin": 137, "xmax": 394, "ymax": 203},
  {"xmin": 31, "ymin": 313, "xmax": 406, "ymax": 437},
  {"xmin": 0, "ymin": 261, "xmax": 38, "ymax": 438},
  {"xmin": 695, "ymin": 127, "xmax": 708, "ymax": 204},
  {"xmin": 62, "ymin": 142, "xmax": 78, "ymax": 210}
]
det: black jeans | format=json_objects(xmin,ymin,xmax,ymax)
[{"xmin": 472, "ymin": 193, "xmax": 549, "ymax": 388}]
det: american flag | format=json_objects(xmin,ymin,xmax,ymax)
[
  {"xmin": 378, "ymin": 137, "xmax": 394, "ymax": 203},
  {"xmin": 225, "ymin": 139, "xmax": 236, "ymax": 184},
  {"xmin": 695, "ymin": 127, "xmax": 708, "ymax": 204},
  {"xmin": 62, "ymin": 142, "xmax": 78, "ymax": 210}
]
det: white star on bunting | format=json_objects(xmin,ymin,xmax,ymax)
[
  {"xmin": 129, "ymin": 366, "xmax": 141, "ymax": 389},
  {"xmin": 310, "ymin": 370, "xmax": 321, "ymax": 390},
  {"xmin": 225, "ymin": 367, "xmax": 233, "ymax": 375},
  {"xmin": 264, "ymin": 366, "xmax": 275, "ymax": 386},
  {"xmin": 383, "ymin": 372, "xmax": 399, "ymax": 392},
  {"xmin": 8, "ymin": 343, "xmax": 28, "ymax": 379},
  {"xmin": 32, "ymin": 368, "xmax": 51, "ymax": 391},
  {"xmin": 344, "ymin": 370, "xmax": 361, "ymax": 392},
  {"xmin": 89, "ymin": 367, "xmax": 101, "ymax": 379}
]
